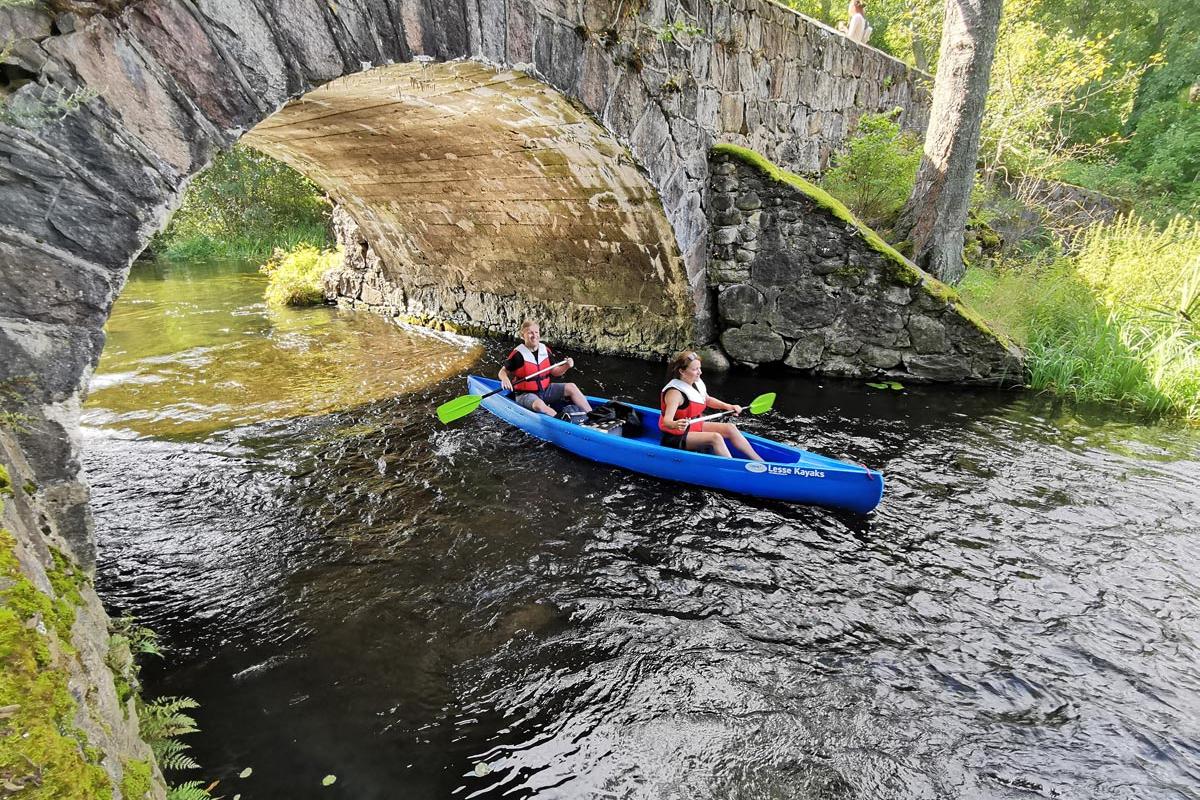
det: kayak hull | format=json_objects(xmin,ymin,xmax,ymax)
[{"xmin": 466, "ymin": 376, "xmax": 885, "ymax": 514}]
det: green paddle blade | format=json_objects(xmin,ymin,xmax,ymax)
[
  {"xmin": 436, "ymin": 393, "xmax": 484, "ymax": 424},
  {"xmin": 748, "ymin": 392, "xmax": 776, "ymax": 414}
]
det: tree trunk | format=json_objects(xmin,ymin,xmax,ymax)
[
  {"xmin": 911, "ymin": 30, "xmax": 930, "ymax": 73},
  {"xmin": 894, "ymin": 0, "xmax": 1003, "ymax": 285}
]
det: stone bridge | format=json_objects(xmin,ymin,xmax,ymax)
[{"xmin": 1, "ymin": 0, "xmax": 935, "ymax": 567}]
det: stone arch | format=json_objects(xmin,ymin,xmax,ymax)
[
  {"xmin": 243, "ymin": 61, "xmax": 694, "ymax": 356},
  {"xmin": 0, "ymin": 0, "xmax": 929, "ymax": 562}
]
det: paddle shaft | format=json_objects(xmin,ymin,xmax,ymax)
[
  {"xmin": 683, "ymin": 408, "xmax": 741, "ymax": 427},
  {"xmin": 493, "ymin": 360, "xmax": 570, "ymax": 398}
]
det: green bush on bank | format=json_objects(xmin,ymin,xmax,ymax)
[
  {"xmin": 156, "ymin": 145, "xmax": 331, "ymax": 261},
  {"xmin": 821, "ymin": 110, "xmax": 921, "ymax": 232},
  {"xmin": 960, "ymin": 215, "xmax": 1200, "ymax": 422},
  {"xmin": 260, "ymin": 243, "xmax": 344, "ymax": 307}
]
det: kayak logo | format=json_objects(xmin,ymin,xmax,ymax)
[{"xmin": 744, "ymin": 463, "xmax": 826, "ymax": 478}]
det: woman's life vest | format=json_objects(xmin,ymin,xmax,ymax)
[
  {"xmin": 510, "ymin": 343, "xmax": 553, "ymax": 392},
  {"xmin": 660, "ymin": 378, "xmax": 707, "ymax": 434}
]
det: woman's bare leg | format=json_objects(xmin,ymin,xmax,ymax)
[
  {"xmin": 707, "ymin": 422, "xmax": 764, "ymax": 461},
  {"xmin": 685, "ymin": 431, "xmax": 731, "ymax": 458}
]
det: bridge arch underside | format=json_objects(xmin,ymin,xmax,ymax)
[{"xmin": 248, "ymin": 63, "xmax": 692, "ymax": 356}]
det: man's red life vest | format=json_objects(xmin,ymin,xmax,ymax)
[
  {"xmin": 510, "ymin": 343, "xmax": 553, "ymax": 392},
  {"xmin": 660, "ymin": 378, "xmax": 707, "ymax": 434}
]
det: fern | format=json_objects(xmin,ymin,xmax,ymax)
[
  {"xmin": 153, "ymin": 738, "xmax": 201, "ymax": 772},
  {"xmin": 140, "ymin": 696, "xmax": 200, "ymax": 743},
  {"xmin": 166, "ymin": 781, "xmax": 213, "ymax": 800}
]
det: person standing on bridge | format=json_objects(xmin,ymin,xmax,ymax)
[
  {"xmin": 845, "ymin": 0, "xmax": 873, "ymax": 45},
  {"xmin": 499, "ymin": 320, "xmax": 593, "ymax": 416}
]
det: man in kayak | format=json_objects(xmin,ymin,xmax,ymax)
[
  {"xmin": 498, "ymin": 320, "xmax": 593, "ymax": 416},
  {"xmin": 660, "ymin": 350, "xmax": 763, "ymax": 461}
]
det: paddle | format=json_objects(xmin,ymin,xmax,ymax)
[
  {"xmin": 682, "ymin": 392, "xmax": 777, "ymax": 427},
  {"xmin": 436, "ymin": 360, "xmax": 570, "ymax": 424}
]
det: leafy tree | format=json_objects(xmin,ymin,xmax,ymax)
[{"xmin": 158, "ymin": 144, "xmax": 330, "ymax": 257}]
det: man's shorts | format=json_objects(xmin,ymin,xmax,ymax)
[{"xmin": 514, "ymin": 383, "xmax": 567, "ymax": 411}]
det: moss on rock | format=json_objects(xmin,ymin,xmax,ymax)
[
  {"xmin": 710, "ymin": 143, "xmax": 1018, "ymax": 349},
  {"xmin": 121, "ymin": 758, "xmax": 153, "ymax": 800},
  {"xmin": 0, "ymin": 523, "xmax": 110, "ymax": 799},
  {"xmin": 712, "ymin": 143, "xmax": 926, "ymax": 287}
]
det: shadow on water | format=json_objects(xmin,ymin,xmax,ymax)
[{"xmin": 85, "ymin": 261, "xmax": 1200, "ymax": 799}]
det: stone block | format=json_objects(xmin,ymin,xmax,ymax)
[
  {"xmin": 907, "ymin": 314, "xmax": 950, "ymax": 354},
  {"xmin": 903, "ymin": 353, "xmax": 972, "ymax": 382},
  {"xmin": 721, "ymin": 322, "xmax": 787, "ymax": 364},
  {"xmin": 859, "ymin": 345, "xmax": 902, "ymax": 369},
  {"xmin": 713, "ymin": 226, "xmax": 741, "ymax": 245},
  {"xmin": 718, "ymin": 283, "xmax": 767, "ymax": 325},
  {"xmin": 783, "ymin": 332, "xmax": 825, "ymax": 369},
  {"xmin": 772, "ymin": 281, "xmax": 840, "ymax": 335}
]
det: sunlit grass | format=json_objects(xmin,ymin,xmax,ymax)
[
  {"xmin": 961, "ymin": 215, "xmax": 1200, "ymax": 423},
  {"xmin": 156, "ymin": 223, "xmax": 330, "ymax": 262}
]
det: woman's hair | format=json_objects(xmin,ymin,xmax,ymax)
[
  {"xmin": 519, "ymin": 319, "xmax": 539, "ymax": 334},
  {"xmin": 666, "ymin": 349, "xmax": 701, "ymax": 383}
]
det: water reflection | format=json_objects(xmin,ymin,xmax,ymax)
[
  {"xmin": 84, "ymin": 263, "xmax": 1200, "ymax": 799},
  {"xmin": 85, "ymin": 259, "xmax": 482, "ymax": 439}
]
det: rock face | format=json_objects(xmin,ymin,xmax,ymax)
[
  {"xmin": 707, "ymin": 146, "xmax": 1024, "ymax": 384},
  {"xmin": 0, "ymin": 434, "xmax": 167, "ymax": 799}
]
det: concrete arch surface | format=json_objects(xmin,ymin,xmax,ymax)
[{"xmin": 0, "ymin": 0, "xmax": 928, "ymax": 563}]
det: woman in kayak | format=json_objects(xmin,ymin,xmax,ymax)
[{"xmin": 659, "ymin": 350, "xmax": 763, "ymax": 461}]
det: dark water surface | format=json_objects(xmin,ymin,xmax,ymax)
[{"xmin": 86, "ymin": 261, "xmax": 1200, "ymax": 799}]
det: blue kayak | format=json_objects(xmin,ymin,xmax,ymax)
[{"xmin": 466, "ymin": 376, "xmax": 885, "ymax": 513}]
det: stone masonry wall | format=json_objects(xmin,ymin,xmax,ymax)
[
  {"xmin": 708, "ymin": 146, "xmax": 1024, "ymax": 384},
  {"xmin": 326, "ymin": 206, "xmax": 690, "ymax": 355}
]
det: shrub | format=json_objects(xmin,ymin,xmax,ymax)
[
  {"xmin": 822, "ymin": 110, "xmax": 921, "ymax": 231},
  {"xmin": 259, "ymin": 244, "xmax": 343, "ymax": 307}
]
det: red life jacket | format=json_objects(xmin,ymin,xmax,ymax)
[
  {"xmin": 660, "ymin": 378, "xmax": 707, "ymax": 434},
  {"xmin": 510, "ymin": 343, "xmax": 553, "ymax": 392}
]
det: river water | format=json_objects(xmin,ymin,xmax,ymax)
[{"xmin": 84, "ymin": 259, "xmax": 1200, "ymax": 799}]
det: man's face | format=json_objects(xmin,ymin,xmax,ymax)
[{"xmin": 522, "ymin": 325, "xmax": 541, "ymax": 349}]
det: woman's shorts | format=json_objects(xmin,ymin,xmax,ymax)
[{"xmin": 514, "ymin": 383, "xmax": 567, "ymax": 411}]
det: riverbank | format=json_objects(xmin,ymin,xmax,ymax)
[{"xmin": 959, "ymin": 215, "xmax": 1200, "ymax": 423}]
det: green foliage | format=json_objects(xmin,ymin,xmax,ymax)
[
  {"xmin": 0, "ymin": 84, "xmax": 99, "ymax": 131},
  {"xmin": 157, "ymin": 144, "xmax": 331, "ymax": 260},
  {"xmin": 260, "ymin": 243, "xmax": 343, "ymax": 307},
  {"xmin": 0, "ymin": 376, "xmax": 34, "ymax": 433},
  {"xmin": 983, "ymin": 0, "xmax": 1142, "ymax": 179},
  {"xmin": 139, "ymin": 695, "xmax": 203, "ymax": 777},
  {"xmin": 654, "ymin": 18, "xmax": 703, "ymax": 43},
  {"xmin": 960, "ymin": 214, "xmax": 1200, "ymax": 421},
  {"xmin": 167, "ymin": 781, "xmax": 214, "ymax": 800},
  {"xmin": 0, "ymin": 530, "xmax": 111, "ymax": 799},
  {"xmin": 822, "ymin": 109, "xmax": 921, "ymax": 230},
  {"xmin": 121, "ymin": 759, "xmax": 154, "ymax": 800}
]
